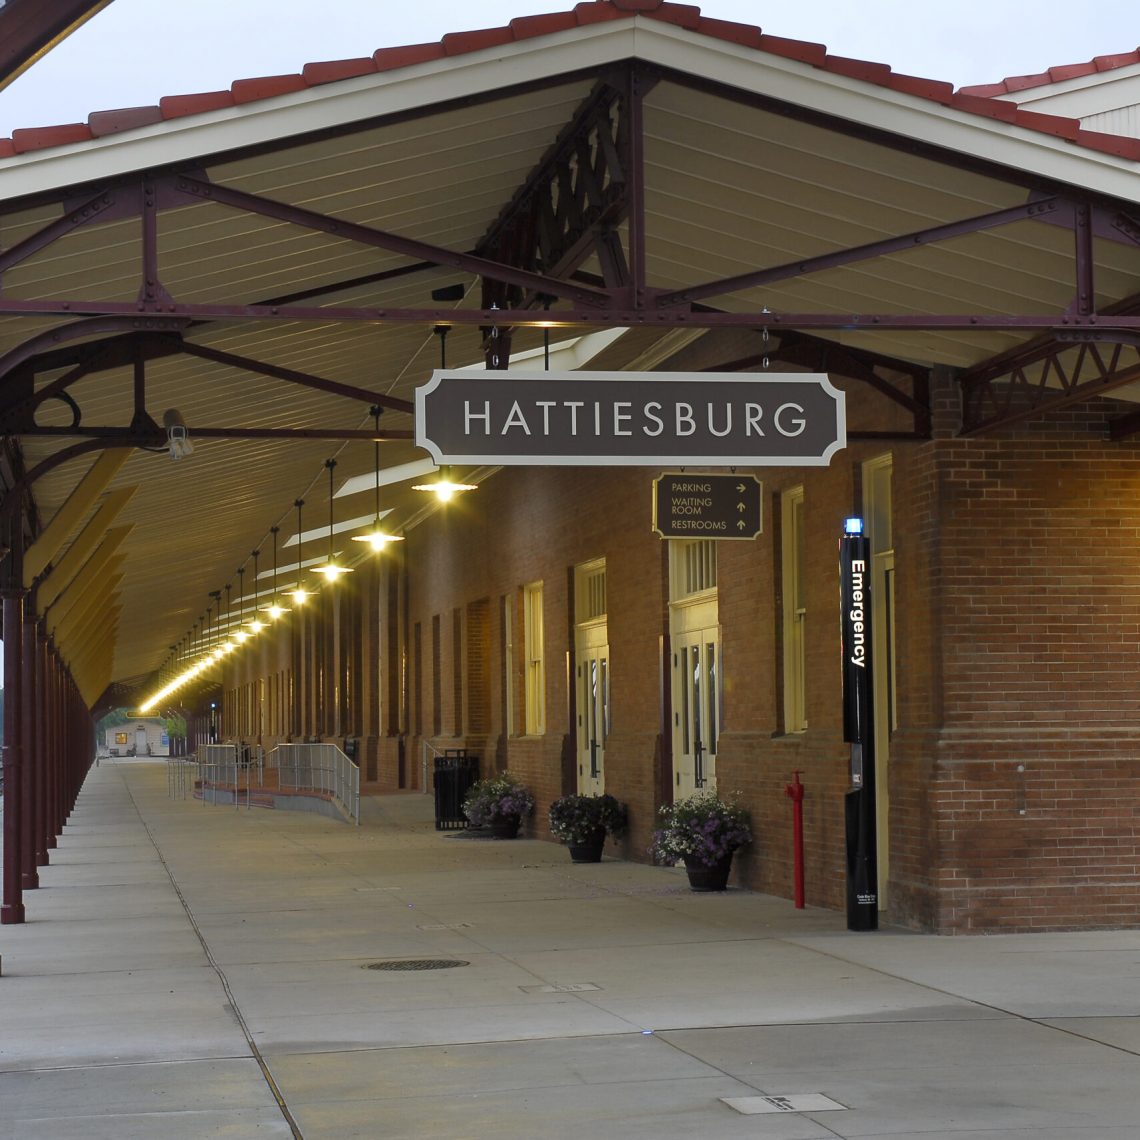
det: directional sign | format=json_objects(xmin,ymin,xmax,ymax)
[
  {"xmin": 653, "ymin": 473, "xmax": 763, "ymax": 540},
  {"xmin": 415, "ymin": 371, "xmax": 846, "ymax": 466}
]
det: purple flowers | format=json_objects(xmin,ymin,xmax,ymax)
[
  {"xmin": 650, "ymin": 790, "xmax": 752, "ymax": 868},
  {"xmin": 462, "ymin": 772, "xmax": 535, "ymax": 827},
  {"xmin": 548, "ymin": 793, "xmax": 629, "ymax": 844}
]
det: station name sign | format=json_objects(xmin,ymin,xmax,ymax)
[{"xmin": 415, "ymin": 371, "xmax": 846, "ymax": 466}]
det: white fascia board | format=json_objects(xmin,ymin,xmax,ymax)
[
  {"xmin": 4, "ymin": 17, "xmax": 1139, "ymax": 206},
  {"xmin": 0, "ymin": 22, "xmax": 639, "ymax": 203},
  {"xmin": 629, "ymin": 21, "xmax": 1140, "ymax": 206}
]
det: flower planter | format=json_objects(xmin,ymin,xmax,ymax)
[
  {"xmin": 682, "ymin": 852, "xmax": 733, "ymax": 892},
  {"xmin": 567, "ymin": 826, "xmax": 606, "ymax": 863},
  {"xmin": 489, "ymin": 814, "xmax": 521, "ymax": 839}
]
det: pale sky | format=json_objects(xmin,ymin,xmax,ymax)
[{"xmin": 0, "ymin": 0, "xmax": 1138, "ymax": 136}]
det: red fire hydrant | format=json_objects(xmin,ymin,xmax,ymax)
[{"xmin": 784, "ymin": 770, "xmax": 805, "ymax": 909}]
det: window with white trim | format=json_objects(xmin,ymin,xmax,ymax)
[{"xmin": 523, "ymin": 582, "xmax": 545, "ymax": 735}]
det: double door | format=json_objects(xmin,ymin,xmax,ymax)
[
  {"xmin": 575, "ymin": 630, "xmax": 609, "ymax": 795},
  {"xmin": 671, "ymin": 618, "xmax": 721, "ymax": 798}
]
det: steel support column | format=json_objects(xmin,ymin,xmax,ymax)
[
  {"xmin": 34, "ymin": 620, "xmax": 49, "ymax": 865},
  {"xmin": 1, "ymin": 589, "xmax": 25, "ymax": 923},
  {"xmin": 19, "ymin": 609, "xmax": 38, "ymax": 889}
]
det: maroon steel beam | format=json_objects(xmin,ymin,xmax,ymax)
[
  {"xmin": 0, "ymin": 317, "xmax": 191, "ymax": 386},
  {"xmin": 477, "ymin": 78, "xmax": 626, "ymax": 282},
  {"xmin": 961, "ymin": 331, "xmax": 1140, "ymax": 434},
  {"xmin": 656, "ymin": 198, "xmax": 1065, "ymax": 308},
  {"xmin": 178, "ymin": 340, "xmax": 414, "ymax": 414},
  {"xmin": 626, "ymin": 67, "xmax": 649, "ymax": 310},
  {"xmin": 0, "ymin": 189, "xmax": 119, "ymax": 277},
  {"xmin": 1, "ymin": 589, "xmax": 25, "ymax": 923},
  {"xmin": 139, "ymin": 176, "xmax": 171, "ymax": 308},
  {"xmin": 169, "ymin": 174, "xmax": 612, "ymax": 310},
  {"xmin": 1073, "ymin": 201, "xmax": 1095, "ymax": 317},
  {"xmin": 16, "ymin": 425, "xmax": 414, "ymax": 441},
  {"xmin": 4, "ymin": 296, "xmax": 1140, "ymax": 331}
]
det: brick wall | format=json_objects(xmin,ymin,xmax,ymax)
[{"xmin": 889, "ymin": 379, "xmax": 1140, "ymax": 931}]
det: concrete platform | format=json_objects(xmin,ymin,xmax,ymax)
[{"xmin": 2, "ymin": 759, "xmax": 1140, "ymax": 1138}]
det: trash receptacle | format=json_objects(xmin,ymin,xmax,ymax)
[{"xmin": 434, "ymin": 751, "xmax": 479, "ymax": 830}]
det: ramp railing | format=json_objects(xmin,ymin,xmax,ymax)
[
  {"xmin": 198, "ymin": 743, "xmax": 263, "ymax": 810},
  {"xmin": 270, "ymin": 742, "xmax": 360, "ymax": 825}
]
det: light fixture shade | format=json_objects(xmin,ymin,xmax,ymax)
[
  {"xmin": 352, "ymin": 530, "xmax": 405, "ymax": 550},
  {"xmin": 313, "ymin": 562, "xmax": 352, "ymax": 581},
  {"xmin": 412, "ymin": 465, "xmax": 477, "ymax": 502}
]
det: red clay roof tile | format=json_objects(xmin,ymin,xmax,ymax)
[
  {"xmin": 1012, "ymin": 109, "xmax": 1081, "ymax": 140},
  {"xmin": 648, "ymin": 4, "xmax": 701, "ymax": 30},
  {"xmin": 160, "ymin": 92, "xmax": 235, "ymax": 119},
  {"xmin": 824, "ymin": 55, "xmax": 892, "ymax": 84},
  {"xmin": 231, "ymin": 74, "xmax": 308, "ymax": 105},
  {"xmin": 757, "ymin": 34, "xmax": 827, "ymax": 67},
  {"xmin": 1047, "ymin": 63, "xmax": 1096, "ymax": 83},
  {"xmin": 951, "ymin": 92, "xmax": 1020, "ymax": 122},
  {"xmin": 88, "ymin": 106, "xmax": 163, "ymax": 137},
  {"xmin": 302, "ymin": 58, "xmax": 377, "ymax": 86},
  {"xmin": 510, "ymin": 12, "xmax": 579, "ymax": 39},
  {"xmin": 11, "ymin": 123, "xmax": 92, "ymax": 153},
  {"xmin": 961, "ymin": 48, "xmax": 1140, "ymax": 97},
  {"xmin": 2, "ymin": 0, "xmax": 1138, "ymax": 167},
  {"xmin": 441, "ymin": 27, "xmax": 515, "ymax": 56},
  {"xmin": 372, "ymin": 43, "xmax": 446, "ymax": 71},
  {"xmin": 574, "ymin": 2, "xmax": 625, "ymax": 26},
  {"xmin": 1076, "ymin": 129, "xmax": 1140, "ymax": 160},
  {"xmin": 886, "ymin": 74, "xmax": 955, "ymax": 104},
  {"xmin": 1093, "ymin": 50, "xmax": 1140, "ymax": 72},
  {"xmin": 694, "ymin": 17, "xmax": 763, "ymax": 51}
]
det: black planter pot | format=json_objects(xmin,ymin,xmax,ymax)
[
  {"xmin": 567, "ymin": 826, "xmax": 606, "ymax": 863},
  {"xmin": 489, "ymin": 815, "xmax": 521, "ymax": 839},
  {"xmin": 682, "ymin": 853, "xmax": 733, "ymax": 891}
]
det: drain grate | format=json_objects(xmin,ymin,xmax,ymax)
[{"xmin": 363, "ymin": 959, "xmax": 470, "ymax": 972}]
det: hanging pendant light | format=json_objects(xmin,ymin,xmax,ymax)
[
  {"xmin": 222, "ymin": 583, "xmax": 235, "ymax": 653},
  {"xmin": 264, "ymin": 526, "xmax": 289, "ymax": 619},
  {"xmin": 234, "ymin": 567, "xmax": 249, "ymax": 643},
  {"xmin": 353, "ymin": 405, "xmax": 404, "ymax": 551},
  {"xmin": 313, "ymin": 458, "xmax": 353, "ymax": 581},
  {"xmin": 248, "ymin": 550, "xmax": 265, "ymax": 633},
  {"xmin": 291, "ymin": 499, "xmax": 309, "ymax": 605},
  {"xmin": 413, "ymin": 325, "xmax": 477, "ymax": 501},
  {"xmin": 208, "ymin": 592, "xmax": 221, "ymax": 665}
]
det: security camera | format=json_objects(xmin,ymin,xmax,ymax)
[{"xmin": 162, "ymin": 408, "xmax": 193, "ymax": 460}]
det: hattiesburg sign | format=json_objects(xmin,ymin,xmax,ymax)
[{"xmin": 414, "ymin": 371, "xmax": 846, "ymax": 466}]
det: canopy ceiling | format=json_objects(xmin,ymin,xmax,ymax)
[{"xmin": 2, "ymin": 1, "xmax": 1140, "ymax": 706}]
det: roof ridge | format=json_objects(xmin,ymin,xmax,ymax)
[
  {"xmin": 959, "ymin": 48, "xmax": 1140, "ymax": 98},
  {"xmin": 1, "ymin": 1, "xmax": 1138, "ymax": 163}
]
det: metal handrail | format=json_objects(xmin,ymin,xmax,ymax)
[
  {"xmin": 198, "ymin": 742, "xmax": 263, "ymax": 810},
  {"xmin": 269, "ymin": 742, "xmax": 360, "ymax": 825},
  {"xmin": 166, "ymin": 756, "xmax": 196, "ymax": 799}
]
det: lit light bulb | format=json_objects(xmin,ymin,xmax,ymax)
[{"xmin": 352, "ymin": 530, "xmax": 404, "ymax": 551}]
